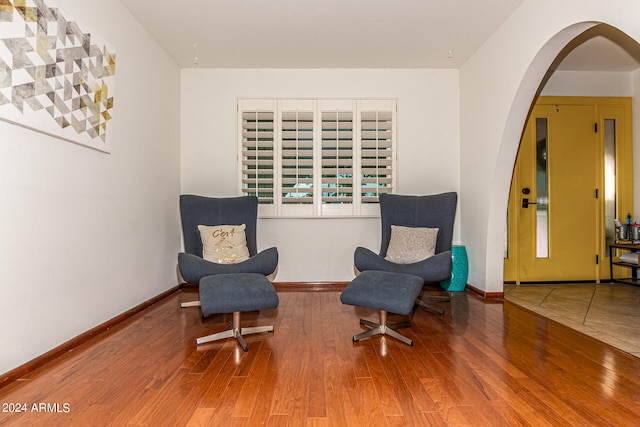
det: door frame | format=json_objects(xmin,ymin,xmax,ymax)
[{"xmin": 504, "ymin": 96, "xmax": 633, "ymax": 284}]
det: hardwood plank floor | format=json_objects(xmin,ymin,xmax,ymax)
[{"xmin": 1, "ymin": 287, "xmax": 640, "ymax": 426}]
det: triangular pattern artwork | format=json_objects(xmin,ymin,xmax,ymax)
[{"xmin": 0, "ymin": 0, "xmax": 116, "ymax": 152}]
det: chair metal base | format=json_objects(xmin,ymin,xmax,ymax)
[
  {"xmin": 177, "ymin": 264, "xmax": 200, "ymax": 308},
  {"xmin": 180, "ymin": 300, "xmax": 201, "ymax": 308},
  {"xmin": 196, "ymin": 311, "xmax": 274, "ymax": 351},
  {"xmin": 415, "ymin": 295, "xmax": 450, "ymax": 315},
  {"xmin": 353, "ymin": 310, "xmax": 413, "ymax": 346}
]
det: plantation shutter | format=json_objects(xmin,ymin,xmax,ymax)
[
  {"xmin": 360, "ymin": 101, "xmax": 395, "ymax": 205},
  {"xmin": 238, "ymin": 98, "xmax": 395, "ymax": 217},
  {"xmin": 239, "ymin": 100, "xmax": 275, "ymax": 215},
  {"xmin": 281, "ymin": 109, "xmax": 314, "ymax": 205},
  {"xmin": 321, "ymin": 110, "xmax": 354, "ymax": 204}
]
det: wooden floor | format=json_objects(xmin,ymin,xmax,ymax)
[
  {"xmin": 1, "ymin": 287, "xmax": 640, "ymax": 426},
  {"xmin": 505, "ymin": 283, "xmax": 640, "ymax": 357}
]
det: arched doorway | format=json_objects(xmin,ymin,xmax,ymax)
[
  {"xmin": 460, "ymin": 6, "xmax": 640, "ymax": 297},
  {"xmin": 504, "ymin": 24, "xmax": 640, "ymax": 285}
]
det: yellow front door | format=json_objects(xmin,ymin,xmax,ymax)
[{"xmin": 505, "ymin": 97, "xmax": 633, "ymax": 283}]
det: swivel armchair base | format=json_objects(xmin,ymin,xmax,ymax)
[
  {"xmin": 181, "ymin": 300, "xmax": 201, "ymax": 308},
  {"xmin": 354, "ymin": 310, "xmax": 414, "ymax": 346},
  {"xmin": 415, "ymin": 295, "xmax": 450, "ymax": 315},
  {"xmin": 196, "ymin": 311, "xmax": 274, "ymax": 351}
]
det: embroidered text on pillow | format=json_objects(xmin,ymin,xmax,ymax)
[{"xmin": 198, "ymin": 224, "xmax": 250, "ymax": 264}]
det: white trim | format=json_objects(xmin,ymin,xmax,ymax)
[{"xmin": 238, "ymin": 98, "xmax": 396, "ymax": 218}]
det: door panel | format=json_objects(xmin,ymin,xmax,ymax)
[{"xmin": 513, "ymin": 104, "xmax": 598, "ymax": 282}]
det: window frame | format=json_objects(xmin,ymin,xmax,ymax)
[{"xmin": 238, "ymin": 98, "xmax": 397, "ymax": 218}]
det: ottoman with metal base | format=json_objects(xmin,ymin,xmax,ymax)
[
  {"xmin": 197, "ymin": 273, "xmax": 279, "ymax": 351},
  {"xmin": 340, "ymin": 270, "xmax": 424, "ymax": 346}
]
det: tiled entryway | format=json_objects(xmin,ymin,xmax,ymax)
[{"xmin": 504, "ymin": 283, "xmax": 640, "ymax": 358}]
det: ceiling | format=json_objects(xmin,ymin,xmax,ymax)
[{"xmin": 120, "ymin": 0, "xmax": 640, "ymax": 72}]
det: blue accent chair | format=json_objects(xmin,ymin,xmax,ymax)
[
  {"xmin": 177, "ymin": 195, "xmax": 278, "ymax": 308},
  {"xmin": 177, "ymin": 195, "xmax": 279, "ymax": 351},
  {"xmin": 353, "ymin": 192, "xmax": 458, "ymax": 314}
]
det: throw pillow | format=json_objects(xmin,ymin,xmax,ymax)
[
  {"xmin": 198, "ymin": 224, "xmax": 250, "ymax": 264},
  {"xmin": 385, "ymin": 225, "xmax": 439, "ymax": 264}
]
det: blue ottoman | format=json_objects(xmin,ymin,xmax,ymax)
[
  {"xmin": 197, "ymin": 273, "xmax": 279, "ymax": 351},
  {"xmin": 340, "ymin": 270, "xmax": 423, "ymax": 346}
]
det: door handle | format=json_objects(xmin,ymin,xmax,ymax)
[{"xmin": 522, "ymin": 198, "xmax": 537, "ymax": 208}]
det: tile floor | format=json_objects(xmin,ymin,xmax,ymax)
[{"xmin": 504, "ymin": 282, "xmax": 640, "ymax": 358}]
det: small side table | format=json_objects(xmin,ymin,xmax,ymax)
[
  {"xmin": 609, "ymin": 243, "xmax": 640, "ymax": 286},
  {"xmin": 440, "ymin": 245, "xmax": 468, "ymax": 291}
]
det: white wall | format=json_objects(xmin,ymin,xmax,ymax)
[
  {"xmin": 0, "ymin": 1, "xmax": 181, "ymax": 374},
  {"xmin": 181, "ymin": 69, "xmax": 460, "ymax": 281},
  {"xmin": 460, "ymin": 0, "xmax": 640, "ymax": 293},
  {"xmin": 541, "ymin": 70, "xmax": 633, "ymax": 97}
]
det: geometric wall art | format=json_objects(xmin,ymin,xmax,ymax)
[{"xmin": 0, "ymin": 0, "xmax": 116, "ymax": 153}]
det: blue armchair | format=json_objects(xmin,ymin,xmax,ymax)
[
  {"xmin": 177, "ymin": 195, "xmax": 278, "ymax": 307},
  {"xmin": 354, "ymin": 192, "xmax": 458, "ymax": 314}
]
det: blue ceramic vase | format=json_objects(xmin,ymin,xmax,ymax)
[{"xmin": 440, "ymin": 245, "xmax": 468, "ymax": 291}]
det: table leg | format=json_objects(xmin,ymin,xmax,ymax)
[{"xmin": 609, "ymin": 245, "xmax": 614, "ymax": 284}]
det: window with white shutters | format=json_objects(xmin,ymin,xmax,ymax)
[
  {"xmin": 281, "ymin": 109, "xmax": 314, "ymax": 204},
  {"xmin": 238, "ymin": 98, "xmax": 396, "ymax": 217},
  {"xmin": 239, "ymin": 105, "xmax": 275, "ymax": 206},
  {"xmin": 321, "ymin": 110, "xmax": 354, "ymax": 204},
  {"xmin": 361, "ymin": 109, "xmax": 394, "ymax": 203}
]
